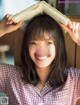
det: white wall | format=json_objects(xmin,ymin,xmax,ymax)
[{"xmin": 1, "ymin": 0, "xmax": 39, "ymax": 18}]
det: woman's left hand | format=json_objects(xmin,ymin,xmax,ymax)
[{"xmin": 61, "ymin": 22, "xmax": 80, "ymax": 46}]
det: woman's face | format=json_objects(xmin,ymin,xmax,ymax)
[{"xmin": 28, "ymin": 33, "xmax": 56, "ymax": 69}]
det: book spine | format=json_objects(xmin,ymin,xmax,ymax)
[{"xmin": 42, "ymin": 1, "xmax": 70, "ymax": 26}]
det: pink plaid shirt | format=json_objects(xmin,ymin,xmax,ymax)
[{"xmin": 0, "ymin": 64, "xmax": 80, "ymax": 105}]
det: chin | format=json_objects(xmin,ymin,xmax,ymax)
[{"xmin": 36, "ymin": 63, "xmax": 51, "ymax": 68}]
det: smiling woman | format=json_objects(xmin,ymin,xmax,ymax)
[
  {"xmin": 0, "ymin": 7, "xmax": 80, "ymax": 104},
  {"xmin": 21, "ymin": 14, "xmax": 67, "ymax": 88}
]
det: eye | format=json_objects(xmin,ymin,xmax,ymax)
[
  {"xmin": 29, "ymin": 41, "xmax": 36, "ymax": 45},
  {"xmin": 47, "ymin": 41, "xmax": 53, "ymax": 44}
]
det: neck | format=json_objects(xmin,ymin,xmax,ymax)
[{"xmin": 36, "ymin": 66, "xmax": 51, "ymax": 85}]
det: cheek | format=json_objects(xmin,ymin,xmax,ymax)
[
  {"xmin": 49, "ymin": 45, "xmax": 56, "ymax": 57},
  {"xmin": 29, "ymin": 46, "xmax": 36, "ymax": 59}
]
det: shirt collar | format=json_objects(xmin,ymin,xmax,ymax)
[{"xmin": 31, "ymin": 81, "xmax": 53, "ymax": 97}]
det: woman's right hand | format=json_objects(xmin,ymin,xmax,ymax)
[{"xmin": 0, "ymin": 14, "xmax": 23, "ymax": 37}]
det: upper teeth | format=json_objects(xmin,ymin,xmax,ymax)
[{"xmin": 37, "ymin": 56, "xmax": 47, "ymax": 60}]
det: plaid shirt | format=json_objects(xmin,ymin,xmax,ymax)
[{"xmin": 0, "ymin": 64, "xmax": 80, "ymax": 105}]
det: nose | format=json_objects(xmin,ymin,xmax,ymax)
[{"xmin": 36, "ymin": 46, "xmax": 48, "ymax": 57}]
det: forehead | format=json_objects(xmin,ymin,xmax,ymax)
[{"xmin": 29, "ymin": 32, "xmax": 54, "ymax": 41}]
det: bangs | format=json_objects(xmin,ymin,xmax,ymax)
[
  {"xmin": 27, "ymin": 15, "xmax": 56, "ymax": 43},
  {"xmin": 30, "ymin": 27, "xmax": 54, "ymax": 41}
]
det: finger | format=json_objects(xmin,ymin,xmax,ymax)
[
  {"xmin": 60, "ymin": 24, "xmax": 71, "ymax": 32},
  {"xmin": 79, "ymin": 23, "xmax": 80, "ymax": 29},
  {"xmin": 60, "ymin": 24, "xmax": 73, "ymax": 36},
  {"xmin": 6, "ymin": 14, "xmax": 12, "ymax": 18},
  {"xmin": 1, "ymin": 14, "xmax": 9, "ymax": 23},
  {"xmin": 6, "ymin": 20, "xmax": 14, "ymax": 25},
  {"xmin": 72, "ymin": 22, "xmax": 76, "ymax": 33},
  {"xmin": 13, "ymin": 20, "xmax": 24, "ymax": 30},
  {"xmin": 6, "ymin": 14, "xmax": 14, "ymax": 24},
  {"xmin": 68, "ymin": 21, "xmax": 72, "ymax": 29},
  {"xmin": 7, "ymin": 15, "xmax": 13, "ymax": 21},
  {"xmin": 75, "ymin": 23, "xmax": 80, "ymax": 32}
]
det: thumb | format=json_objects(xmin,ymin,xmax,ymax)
[
  {"xmin": 60, "ymin": 24, "xmax": 73, "ymax": 37},
  {"xmin": 14, "ymin": 20, "xmax": 24, "ymax": 30}
]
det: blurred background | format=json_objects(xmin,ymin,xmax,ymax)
[{"xmin": 0, "ymin": 0, "xmax": 80, "ymax": 65}]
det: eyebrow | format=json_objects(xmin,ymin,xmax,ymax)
[
  {"xmin": 45, "ymin": 38, "xmax": 55, "ymax": 42},
  {"xmin": 30, "ymin": 39, "xmax": 55, "ymax": 43},
  {"xmin": 29, "ymin": 36, "xmax": 55, "ymax": 42}
]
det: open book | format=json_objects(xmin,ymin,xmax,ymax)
[{"xmin": 12, "ymin": 1, "xmax": 71, "ymax": 26}]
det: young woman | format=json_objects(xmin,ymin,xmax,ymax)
[{"xmin": 0, "ymin": 14, "xmax": 80, "ymax": 105}]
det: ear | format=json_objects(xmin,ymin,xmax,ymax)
[{"xmin": 12, "ymin": 1, "xmax": 71, "ymax": 26}]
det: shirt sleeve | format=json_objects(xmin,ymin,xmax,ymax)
[
  {"xmin": 0, "ymin": 64, "xmax": 7, "ymax": 92},
  {"xmin": 70, "ymin": 67, "xmax": 80, "ymax": 98},
  {"xmin": 0, "ymin": 63, "xmax": 21, "ymax": 92},
  {"xmin": 74, "ymin": 68, "xmax": 80, "ymax": 97}
]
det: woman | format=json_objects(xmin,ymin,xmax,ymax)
[{"xmin": 0, "ymin": 14, "xmax": 80, "ymax": 105}]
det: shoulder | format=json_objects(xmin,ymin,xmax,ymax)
[
  {"xmin": 0, "ymin": 63, "xmax": 22, "ymax": 77},
  {"xmin": 0, "ymin": 63, "xmax": 21, "ymax": 71},
  {"xmin": 66, "ymin": 67, "xmax": 80, "ymax": 97},
  {"xmin": 0, "ymin": 64, "xmax": 23, "ymax": 91},
  {"xmin": 66, "ymin": 67, "xmax": 80, "ymax": 78}
]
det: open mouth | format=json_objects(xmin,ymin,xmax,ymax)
[{"xmin": 36, "ymin": 56, "xmax": 48, "ymax": 61}]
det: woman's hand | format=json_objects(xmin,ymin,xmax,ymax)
[
  {"xmin": 61, "ymin": 22, "xmax": 80, "ymax": 46},
  {"xmin": 0, "ymin": 14, "xmax": 23, "ymax": 37}
]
